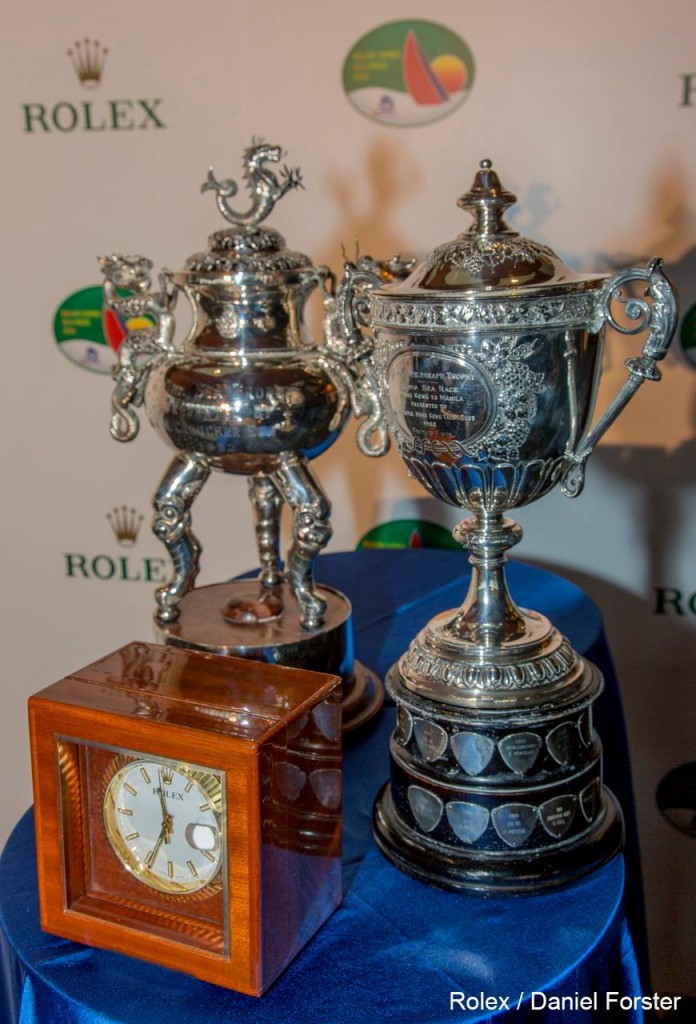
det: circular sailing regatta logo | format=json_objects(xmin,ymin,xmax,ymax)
[
  {"xmin": 53, "ymin": 286, "xmax": 115, "ymax": 373},
  {"xmin": 53, "ymin": 284, "xmax": 150, "ymax": 374},
  {"xmin": 342, "ymin": 20, "xmax": 475, "ymax": 127}
]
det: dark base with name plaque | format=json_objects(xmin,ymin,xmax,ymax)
[{"xmin": 372, "ymin": 656, "xmax": 624, "ymax": 892}]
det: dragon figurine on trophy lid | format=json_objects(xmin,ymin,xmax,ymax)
[
  {"xmin": 334, "ymin": 158, "xmax": 678, "ymax": 889},
  {"xmin": 99, "ymin": 139, "xmax": 410, "ymax": 731}
]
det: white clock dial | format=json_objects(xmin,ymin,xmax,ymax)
[{"xmin": 103, "ymin": 758, "xmax": 223, "ymax": 895}]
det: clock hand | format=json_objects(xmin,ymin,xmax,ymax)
[
  {"xmin": 147, "ymin": 821, "xmax": 168, "ymax": 866},
  {"xmin": 157, "ymin": 768, "xmax": 173, "ymax": 844},
  {"xmin": 157, "ymin": 768, "xmax": 169, "ymax": 816}
]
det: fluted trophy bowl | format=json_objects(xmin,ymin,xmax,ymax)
[
  {"xmin": 338, "ymin": 159, "xmax": 677, "ymax": 889},
  {"xmin": 379, "ymin": 324, "xmax": 597, "ymax": 513}
]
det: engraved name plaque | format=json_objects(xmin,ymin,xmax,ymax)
[{"xmin": 386, "ymin": 347, "xmax": 495, "ymax": 456}]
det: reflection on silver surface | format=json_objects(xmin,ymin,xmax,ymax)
[
  {"xmin": 100, "ymin": 141, "xmax": 398, "ymax": 635},
  {"xmin": 336, "ymin": 159, "xmax": 677, "ymax": 890},
  {"xmin": 98, "ymin": 141, "xmax": 405, "ymax": 729}
]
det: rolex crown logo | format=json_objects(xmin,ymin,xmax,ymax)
[
  {"xmin": 67, "ymin": 38, "xmax": 108, "ymax": 89},
  {"xmin": 107, "ymin": 506, "xmax": 143, "ymax": 547}
]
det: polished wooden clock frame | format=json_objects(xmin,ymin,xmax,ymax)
[{"xmin": 28, "ymin": 641, "xmax": 342, "ymax": 996}]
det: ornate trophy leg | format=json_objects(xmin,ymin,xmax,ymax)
[
  {"xmin": 273, "ymin": 456, "xmax": 331, "ymax": 630},
  {"xmin": 111, "ymin": 142, "xmax": 386, "ymax": 731},
  {"xmin": 249, "ymin": 473, "xmax": 284, "ymax": 588},
  {"xmin": 152, "ymin": 453, "xmax": 210, "ymax": 624},
  {"xmin": 222, "ymin": 474, "xmax": 285, "ymax": 626}
]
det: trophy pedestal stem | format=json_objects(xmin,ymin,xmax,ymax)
[
  {"xmin": 449, "ymin": 514, "xmax": 527, "ymax": 646},
  {"xmin": 395, "ymin": 514, "xmax": 585, "ymax": 711},
  {"xmin": 154, "ymin": 580, "xmax": 383, "ymax": 733}
]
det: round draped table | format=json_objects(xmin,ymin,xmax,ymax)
[{"xmin": 0, "ymin": 550, "xmax": 646, "ymax": 1023}]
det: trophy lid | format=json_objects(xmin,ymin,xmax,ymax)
[
  {"xmin": 394, "ymin": 159, "xmax": 599, "ymax": 295},
  {"xmin": 184, "ymin": 223, "xmax": 314, "ymax": 279}
]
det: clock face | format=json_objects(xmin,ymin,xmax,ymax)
[{"xmin": 103, "ymin": 757, "xmax": 224, "ymax": 895}]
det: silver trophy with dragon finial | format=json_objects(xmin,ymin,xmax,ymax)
[
  {"xmin": 335, "ymin": 159, "xmax": 678, "ymax": 888},
  {"xmin": 99, "ymin": 140, "xmax": 405, "ymax": 730}
]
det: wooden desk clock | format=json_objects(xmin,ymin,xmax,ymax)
[{"xmin": 28, "ymin": 641, "xmax": 342, "ymax": 996}]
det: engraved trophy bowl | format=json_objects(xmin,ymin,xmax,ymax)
[
  {"xmin": 99, "ymin": 141, "xmax": 399, "ymax": 731},
  {"xmin": 337, "ymin": 159, "xmax": 678, "ymax": 887}
]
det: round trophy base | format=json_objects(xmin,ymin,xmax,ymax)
[
  {"xmin": 154, "ymin": 580, "xmax": 383, "ymax": 733},
  {"xmin": 370, "ymin": 655, "xmax": 624, "ymax": 892},
  {"xmin": 372, "ymin": 781, "xmax": 624, "ymax": 893}
]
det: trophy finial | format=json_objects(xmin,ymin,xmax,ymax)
[
  {"xmin": 201, "ymin": 140, "xmax": 303, "ymax": 229},
  {"xmin": 457, "ymin": 159, "xmax": 518, "ymax": 236}
]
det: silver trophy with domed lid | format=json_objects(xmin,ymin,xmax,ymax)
[
  {"xmin": 336, "ymin": 159, "xmax": 677, "ymax": 888},
  {"xmin": 99, "ymin": 140, "xmax": 406, "ymax": 731}
]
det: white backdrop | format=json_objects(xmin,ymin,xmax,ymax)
[{"xmin": 2, "ymin": 0, "xmax": 695, "ymax": 997}]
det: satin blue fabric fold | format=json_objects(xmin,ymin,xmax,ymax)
[
  {"xmin": 0, "ymin": 551, "xmax": 645, "ymax": 1023},
  {"xmin": 1, "ymin": 812, "xmax": 641, "ymax": 1024}
]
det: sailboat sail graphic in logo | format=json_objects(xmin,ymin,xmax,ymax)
[
  {"xmin": 343, "ymin": 20, "xmax": 475, "ymax": 126},
  {"xmin": 402, "ymin": 30, "xmax": 450, "ymax": 105}
]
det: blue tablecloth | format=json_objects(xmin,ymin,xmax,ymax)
[{"xmin": 0, "ymin": 550, "xmax": 645, "ymax": 1023}]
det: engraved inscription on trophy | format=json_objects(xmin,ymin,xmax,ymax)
[
  {"xmin": 446, "ymin": 802, "xmax": 490, "ymax": 844},
  {"xmin": 450, "ymin": 731, "xmax": 495, "ymax": 775},
  {"xmin": 386, "ymin": 348, "xmax": 495, "ymax": 459},
  {"xmin": 364, "ymin": 159, "xmax": 677, "ymax": 890},
  {"xmin": 491, "ymin": 803, "xmax": 538, "ymax": 848},
  {"xmin": 540, "ymin": 795, "xmax": 577, "ymax": 839},
  {"xmin": 498, "ymin": 732, "xmax": 543, "ymax": 775}
]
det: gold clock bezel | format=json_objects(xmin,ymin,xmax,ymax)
[{"xmin": 102, "ymin": 753, "xmax": 225, "ymax": 898}]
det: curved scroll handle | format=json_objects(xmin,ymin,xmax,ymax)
[
  {"xmin": 321, "ymin": 255, "xmax": 414, "ymax": 457},
  {"xmin": 561, "ymin": 258, "xmax": 677, "ymax": 497},
  {"xmin": 98, "ymin": 254, "xmax": 178, "ymax": 442}
]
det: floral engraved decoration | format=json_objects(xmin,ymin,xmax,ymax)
[
  {"xmin": 370, "ymin": 292, "xmax": 596, "ymax": 331},
  {"xmin": 471, "ymin": 336, "xmax": 546, "ymax": 460},
  {"xmin": 423, "ymin": 236, "xmax": 557, "ymax": 277}
]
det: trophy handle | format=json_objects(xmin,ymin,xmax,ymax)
[
  {"xmin": 560, "ymin": 258, "xmax": 677, "ymax": 497},
  {"xmin": 322, "ymin": 255, "xmax": 414, "ymax": 457},
  {"xmin": 99, "ymin": 255, "xmax": 178, "ymax": 443},
  {"xmin": 319, "ymin": 260, "xmax": 388, "ymax": 456}
]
